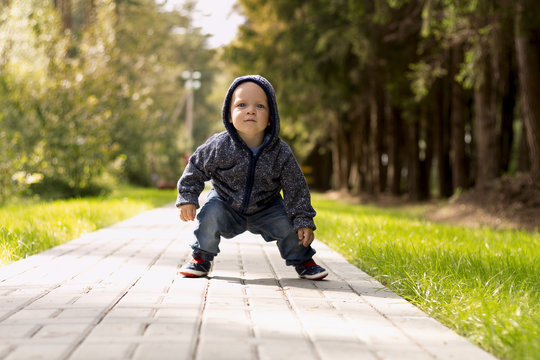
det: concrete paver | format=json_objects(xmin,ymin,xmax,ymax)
[{"xmin": 0, "ymin": 203, "xmax": 498, "ymax": 360}]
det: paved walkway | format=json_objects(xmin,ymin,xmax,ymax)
[{"xmin": 0, "ymin": 204, "xmax": 497, "ymax": 360}]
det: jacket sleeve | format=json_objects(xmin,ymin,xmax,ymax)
[
  {"xmin": 280, "ymin": 150, "xmax": 317, "ymax": 231},
  {"xmin": 175, "ymin": 143, "xmax": 213, "ymax": 209}
]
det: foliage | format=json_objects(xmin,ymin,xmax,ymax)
[
  {"xmin": 0, "ymin": 185, "xmax": 177, "ymax": 266},
  {"xmin": 0, "ymin": 0, "xmax": 220, "ymax": 202},
  {"xmin": 313, "ymin": 195, "xmax": 539, "ymax": 360},
  {"xmin": 227, "ymin": 0, "xmax": 540, "ymax": 194},
  {"xmin": 1, "ymin": 1, "xmax": 115, "ymax": 198},
  {"xmin": 226, "ymin": 1, "xmax": 368, "ymax": 158}
]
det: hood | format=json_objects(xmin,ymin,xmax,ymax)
[{"xmin": 222, "ymin": 75, "xmax": 280, "ymax": 149}]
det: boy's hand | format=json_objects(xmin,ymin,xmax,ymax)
[
  {"xmin": 178, "ymin": 204, "xmax": 196, "ymax": 222},
  {"xmin": 297, "ymin": 227, "xmax": 314, "ymax": 247}
]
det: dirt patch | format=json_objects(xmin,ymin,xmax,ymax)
[
  {"xmin": 322, "ymin": 174, "xmax": 540, "ymax": 233},
  {"xmin": 426, "ymin": 175, "xmax": 540, "ymax": 232}
]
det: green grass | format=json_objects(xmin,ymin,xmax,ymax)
[
  {"xmin": 312, "ymin": 194, "xmax": 539, "ymax": 360},
  {"xmin": 0, "ymin": 185, "xmax": 177, "ymax": 266}
]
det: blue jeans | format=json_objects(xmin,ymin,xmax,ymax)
[{"xmin": 190, "ymin": 189, "xmax": 315, "ymax": 266}]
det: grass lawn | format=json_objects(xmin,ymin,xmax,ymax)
[
  {"xmin": 0, "ymin": 185, "xmax": 177, "ymax": 266},
  {"xmin": 312, "ymin": 194, "xmax": 539, "ymax": 360}
]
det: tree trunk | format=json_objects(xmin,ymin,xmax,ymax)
[
  {"xmin": 342, "ymin": 118, "xmax": 352, "ymax": 190},
  {"xmin": 435, "ymin": 71, "xmax": 453, "ymax": 198},
  {"xmin": 305, "ymin": 143, "xmax": 332, "ymax": 191},
  {"xmin": 475, "ymin": 43, "xmax": 500, "ymax": 187},
  {"xmin": 368, "ymin": 84, "xmax": 379, "ymax": 194},
  {"xmin": 496, "ymin": 11, "xmax": 517, "ymax": 173},
  {"xmin": 349, "ymin": 127, "xmax": 361, "ymax": 194},
  {"xmin": 331, "ymin": 115, "xmax": 351, "ymax": 190},
  {"xmin": 84, "ymin": 0, "xmax": 97, "ymax": 29},
  {"xmin": 346, "ymin": 117, "xmax": 358, "ymax": 191},
  {"xmin": 420, "ymin": 100, "xmax": 433, "ymax": 200},
  {"xmin": 390, "ymin": 106, "xmax": 404, "ymax": 195},
  {"xmin": 499, "ymin": 74, "xmax": 516, "ymax": 173},
  {"xmin": 375, "ymin": 85, "xmax": 387, "ymax": 193},
  {"xmin": 515, "ymin": 0, "xmax": 540, "ymax": 183},
  {"xmin": 54, "ymin": 0, "xmax": 72, "ymax": 30},
  {"xmin": 359, "ymin": 106, "xmax": 371, "ymax": 192},
  {"xmin": 518, "ymin": 122, "xmax": 531, "ymax": 172},
  {"xmin": 331, "ymin": 117, "xmax": 343, "ymax": 190},
  {"xmin": 349, "ymin": 107, "xmax": 366, "ymax": 194},
  {"xmin": 407, "ymin": 118, "xmax": 422, "ymax": 200},
  {"xmin": 450, "ymin": 44, "xmax": 468, "ymax": 190}
]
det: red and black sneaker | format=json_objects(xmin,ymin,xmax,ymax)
[
  {"xmin": 295, "ymin": 259, "xmax": 328, "ymax": 280},
  {"xmin": 179, "ymin": 256, "xmax": 213, "ymax": 277}
]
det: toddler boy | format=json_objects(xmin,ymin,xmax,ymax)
[{"xmin": 176, "ymin": 75, "xmax": 327, "ymax": 280}]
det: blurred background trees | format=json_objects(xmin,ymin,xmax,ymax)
[
  {"xmin": 226, "ymin": 0, "xmax": 540, "ymax": 199},
  {"xmin": 0, "ymin": 0, "xmax": 220, "ymax": 201},
  {"xmin": 1, "ymin": 0, "xmax": 539, "ymax": 203}
]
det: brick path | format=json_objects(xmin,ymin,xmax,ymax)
[{"xmin": 0, "ymin": 204, "xmax": 497, "ymax": 360}]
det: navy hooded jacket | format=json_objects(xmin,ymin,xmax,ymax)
[{"xmin": 176, "ymin": 75, "xmax": 316, "ymax": 231}]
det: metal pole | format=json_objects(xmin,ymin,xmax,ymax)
[
  {"xmin": 182, "ymin": 70, "xmax": 201, "ymax": 153},
  {"xmin": 185, "ymin": 83, "xmax": 194, "ymax": 152}
]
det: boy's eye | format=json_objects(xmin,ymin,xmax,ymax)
[
  {"xmin": 237, "ymin": 103, "xmax": 246, "ymax": 107},
  {"xmin": 256, "ymin": 104, "xmax": 265, "ymax": 109}
]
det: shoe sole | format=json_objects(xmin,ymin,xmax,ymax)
[
  {"xmin": 299, "ymin": 270, "xmax": 328, "ymax": 280},
  {"xmin": 179, "ymin": 271, "xmax": 209, "ymax": 278},
  {"xmin": 179, "ymin": 262, "xmax": 213, "ymax": 278}
]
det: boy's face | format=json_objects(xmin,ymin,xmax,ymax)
[{"xmin": 230, "ymin": 82, "xmax": 270, "ymax": 145}]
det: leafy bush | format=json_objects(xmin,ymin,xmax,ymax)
[{"xmin": 28, "ymin": 177, "xmax": 111, "ymax": 199}]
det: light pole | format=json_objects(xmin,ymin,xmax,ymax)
[{"xmin": 181, "ymin": 70, "xmax": 201, "ymax": 152}]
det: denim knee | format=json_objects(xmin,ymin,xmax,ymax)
[{"xmin": 191, "ymin": 190, "xmax": 244, "ymax": 257}]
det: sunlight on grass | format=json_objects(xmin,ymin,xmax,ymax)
[
  {"xmin": 312, "ymin": 194, "xmax": 539, "ymax": 360},
  {"xmin": 0, "ymin": 185, "xmax": 177, "ymax": 266}
]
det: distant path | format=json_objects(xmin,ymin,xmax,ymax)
[{"xmin": 0, "ymin": 204, "xmax": 496, "ymax": 359}]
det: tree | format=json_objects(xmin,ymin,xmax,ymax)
[
  {"xmin": 0, "ymin": 0, "xmax": 220, "ymax": 200},
  {"xmin": 53, "ymin": 0, "xmax": 72, "ymax": 29},
  {"xmin": 227, "ymin": 0, "xmax": 539, "ymax": 199},
  {"xmin": 450, "ymin": 43, "xmax": 469, "ymax": 189},
  {"xmin": 515, "ymin": 0, "xmax": 540, "ymax": 183}
]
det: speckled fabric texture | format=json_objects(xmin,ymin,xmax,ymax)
[{"xmin": 176, "ymin": 75, "xmax": 316, "ymax": 231}]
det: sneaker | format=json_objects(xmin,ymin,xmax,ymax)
[
  {"xmin": 179, "ymin": 256, "xmax": 213, "ymax": 277},
  {"xmin": 295, "ymin": 259, "xmax": 328, "ymax": 280}
]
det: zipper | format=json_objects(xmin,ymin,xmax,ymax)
[{"xmin": 240, "ymin": 150, "xmax": 260, "ymax": 214}]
